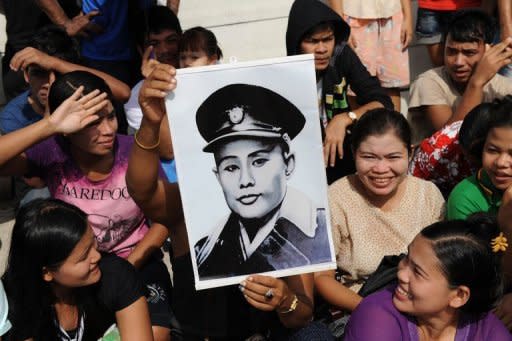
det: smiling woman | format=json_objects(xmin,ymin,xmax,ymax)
[
  {"xmin": 314, "ymin": 108, "xmax": 445, "ymax": 315},
  {"xmin": 448, "ymin": 96, "xmax": 512, "ymax": 220},
  {"xmin": 2, "ymin": 199, "xmax": 153, "ymax": 340},
  {"xmin": 344, "ymin": 215, "xmax": 511, "ymax": 341}
]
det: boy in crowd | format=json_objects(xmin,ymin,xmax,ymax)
[
  {"xmin": 124, "ymin": 5, "xmax": 181, "ymax": 161},
  {"xmin": 408, "ymin": 9, "xmax": 512, "ymax": 145},
  {"xmin": 1, "ymin": 26, "xmax": 130, "ymax": 134},
  {"xmin": 0, "ymin": 0, "xmax": 89, "ymax": 100},
  {"xmin": 408, "ymin": 10, "xmax": 512, "ymax": 196}
]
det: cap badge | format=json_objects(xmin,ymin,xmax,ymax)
[
  {"xmin": 282, "ymin": 133, "xmax": 291, "ymax": 144},
  {"xmin": 227, "ymin": 107, "xmax": 245, "ymax": 125}
]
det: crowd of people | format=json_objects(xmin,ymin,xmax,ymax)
[{"xmin": 0, "ymin": 0, "xmax": 511, "ymax": 340}]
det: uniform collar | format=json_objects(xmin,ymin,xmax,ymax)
[
  {"xmin": 278, "ymin": 187, "xmax": 318, "ymax": 238},
  {"xmin": 196, "ymin": 187, "xmax": 319, "ymax": 266},
  {"xmin": 238, "ymin": 187, "xmax": 319, "ymax": 258}
]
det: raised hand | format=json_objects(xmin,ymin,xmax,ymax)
[
  {"xmin": 10, "ymin": 47, "xmax": 58, "ymax": 72},
  {"xmin": 471, "ymin": 38, "xmax": 512, "ymax": 87},
  {"xmin": 138, "ymin": 64, "xmax": 177, "ymax": 125},
  {"xmin": 141, "ymin": 46, "xmax": 160, "ymax": 78},
  {"xmin": 48, "ymin": 86, "xmax": 108, "ymax": 134},
  {"xmin": 64, "ymin": 10, "xmax": 101, "ymax": 37}
]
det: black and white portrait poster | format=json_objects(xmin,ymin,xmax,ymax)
[{"xmin": 166, "ymin": 55, "xmax": 336, "ymax": 290}]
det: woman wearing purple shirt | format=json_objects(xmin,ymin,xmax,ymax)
[{"xmin": 345, "ymin": 215, "xmax": 512, "ymax": 341}]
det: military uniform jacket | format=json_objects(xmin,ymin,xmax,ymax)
[{"xmin": 194, "ymin": 188, "xmax": 331, "ymax": 280}]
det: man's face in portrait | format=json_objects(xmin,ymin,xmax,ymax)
[{"xmin": 213, "ymin": 138, "xmax": 295, "ymax": 221}]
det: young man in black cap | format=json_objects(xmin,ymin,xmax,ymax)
[
  {"xmin": 286, "ymin": 0, "xmax": 393, "ymax": 183},
  {"xmin": 194, "ymin": 83, "xmax": 331, "ymax": 279}
]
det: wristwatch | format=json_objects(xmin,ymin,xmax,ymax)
[{"xmin": 346, "ymin": 111, "xmax": 357, "ymax": 123}]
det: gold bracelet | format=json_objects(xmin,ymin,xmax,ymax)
[
  {"xmin": 134, "ymin": 129, "xmax": 160, "ymax": 150},
  {"xmin": 278, "ymin": 295, "xmax": 299, "ymax": 314}
]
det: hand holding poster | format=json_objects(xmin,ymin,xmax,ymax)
[{"xmin": 167, "ymin": 55, "xmax": 336, "ymax": 290}]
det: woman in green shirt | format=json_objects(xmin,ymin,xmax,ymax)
[
  {"xmin": 447, "ymin": 98, "xmax": 512, "ymax": 219},
  {"xmin": 447, "ymin": 96, "xmax": 512, "ymax": 331}
]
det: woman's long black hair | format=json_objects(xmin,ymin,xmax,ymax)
[{"xmin": 2, "ymin": 199, "xmax": 88, "ymax": 340}]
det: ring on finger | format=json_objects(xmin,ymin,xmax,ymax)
[{"xmin": 264, "ymin": 288, "xmax": 274, "ymax": 300}]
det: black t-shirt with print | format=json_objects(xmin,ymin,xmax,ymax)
[{"xmin": 81, "ymin": 254, "xmax": 144, "ymax": 340}]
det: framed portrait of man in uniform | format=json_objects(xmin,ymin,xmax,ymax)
[{"xmin": 167, "ymin": 55, "xmax": 336, "ymax": 290}]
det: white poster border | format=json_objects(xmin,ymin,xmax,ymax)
[{"xmin": 166, "ymin": 54, "xmax": 337, "ymax": 290}]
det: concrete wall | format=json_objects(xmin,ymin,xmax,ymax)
[{"xmin": 179, "ymin": 1, "xmax": 294, "ymax": 62}]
